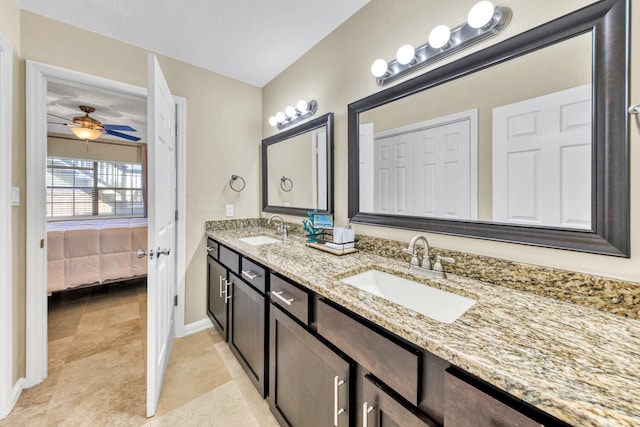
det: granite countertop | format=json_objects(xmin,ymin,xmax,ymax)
[{"xmin": 206, "ymin": 226, "xmax": 640, "ymax": 427}]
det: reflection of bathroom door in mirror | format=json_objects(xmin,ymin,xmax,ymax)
[
  {"xmin": 365, "ymin": 110, "xmax": 478, "ymax": 219},
  {"xmin": 311, "ymin": 127, "xmax": 328, "ymax": 210},
  {"xmin": 492, "ymin": 84, "xmax": 591, "ymax": 229}
]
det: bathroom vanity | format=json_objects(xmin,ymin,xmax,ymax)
[{"xmin": 205, "ymin": 222, "xmax": 640, "ymax": 427}]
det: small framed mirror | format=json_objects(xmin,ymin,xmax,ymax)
[{"xmin": 262, "ymin": 113, "xmax": 334, "ymax": 216}]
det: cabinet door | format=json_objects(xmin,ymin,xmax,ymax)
[
  {"xmin": 269, "ymin": 305, "xmax": 352, "ymax": 427},
  {"xmin": 444, "ymin": 369, "xmax": 545, "ymax": 427},
  {"xmin": 207, "ymin": 256, "xmax": 229, "ymax": 340},
  {"xmin": 229, "ymin": 273, "xmax": 266, "ymax": 397},
  {"xmin": 363, "ymin": 374, "xmax": 437, "ymax": 427}
]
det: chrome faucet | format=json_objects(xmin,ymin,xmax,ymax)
[
  {"xmin": 405, "ymin": 234, "xmax": 455, "ymax": 279},
  {"xmin": 267, "ymin": 214, "xmax": 288, "ymax": 238}
]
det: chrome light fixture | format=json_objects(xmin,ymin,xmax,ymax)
[
  {"xmin": 268, "ymin": 99, "xmax": 318, "ymax": 130},
  {"xmin": 371, "ymin": 1, "xmax": 512, "ymax": 86}
]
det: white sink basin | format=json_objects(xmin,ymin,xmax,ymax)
[
  {"xmin": 239, "ymin": 235, "xmax": 281, "ymax": 246},
  {"xmin": 341, "ymin": 270, "xmax": 476, "ymax": 324}
]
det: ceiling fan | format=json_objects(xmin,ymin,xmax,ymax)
[{"xmin": 47, "ymin": 105, "xmax": 141, "ymax": 142}]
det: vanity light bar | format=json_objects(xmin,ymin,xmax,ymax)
[
  {"xmin": 268, "ymin": 99, "xmax": 318, "ymax": 130},
  {"xmin": 371, "ymin": 2, "xmax": 512, "ymax": 86}
]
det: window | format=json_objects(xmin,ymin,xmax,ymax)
[{"xmin": 47, "ymin": 158, "xmax": 145, "ymax": 219}]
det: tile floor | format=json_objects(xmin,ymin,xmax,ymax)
[{"xmin": 1, "ymin": 279, "xmax": 279, "ymax": 426}]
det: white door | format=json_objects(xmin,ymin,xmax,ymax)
[
  {"xmin": 374, "ymin": 133, "xmax": 413, "ymax": 215},
  {"xmin": 146, "ymin": 54, "xmax": 177, "ymax": 417},
  {"xmin": 413, "ymin": 120, "xmax": 473, "ymax": 219},
  {"xmin": 359, "ymin": 123, "xmax": 375, "ymax": 212},
  {"xmin": 311, "ymin": 128, "xmax": 328, "ymax": 210},
  {"xmin": 492, "ymin": 84, "xmax": 591, "ymax": 229}
]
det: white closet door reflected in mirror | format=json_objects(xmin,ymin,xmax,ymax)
[{"xmin": 492, "ymin": 84, "xmax": 591, "ymax": 229}]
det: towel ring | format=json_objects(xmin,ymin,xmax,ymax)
[
  {"xmin": 230, "ymin": 174, "xmax": 245, "ymax": 192},
  {"xmin": 280, "ymin": 176, "xmax": 293, "ymax": 192}
]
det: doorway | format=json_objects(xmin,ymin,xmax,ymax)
[{"xmin": 23, "ymin": 61, "xmax": 187, "ymax": 399}]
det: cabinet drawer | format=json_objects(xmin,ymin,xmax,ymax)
[
  {"xmin": 317, "ymin": 299, "xmax": 421, "ymax": 405},
  {"xmin": 219, "ymin": 245, "xmax": 240, "ymax": 274},
  {"xmin": 270, "ymin": 273, "xmax": 309, "ymax": 325},
  {"xmin": 240, "ymin": 257, "xmax": 267, "ymax": 294},
  {"xmin": 206, "ymin": 238, "xmax": 219, "ymax": 259},
  {"xmin": 444, "ymin": 369, "xmax": 548, "ymax": 427}
]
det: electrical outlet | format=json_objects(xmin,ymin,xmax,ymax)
[{"xmin": 225, "ymin": 204, "xmax": 234, "ymax": 217}]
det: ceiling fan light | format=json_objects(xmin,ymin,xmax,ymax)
[{"xmin": 71, "ymin": 127, "xmax": 102, "ymax": 140}]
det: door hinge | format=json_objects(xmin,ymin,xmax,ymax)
[
  {"xmin": 40, "ymin": 239, "xmax": 44, "ymax": 249},
  {"xmin": 174, "ymin": 295, "xmax": 178, "ymax": 306},
  {"xmin": 175, "ymin": 210, "xmax": 178, "ymax": 221}
]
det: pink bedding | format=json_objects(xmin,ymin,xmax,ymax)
[{"xmin": 47, "ymin": 218, "xmax": 148, "ymax": 293}]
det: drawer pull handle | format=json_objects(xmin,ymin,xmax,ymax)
[
  {"xmin": 241, "ymin": 270, "xmax": 258, "ymax": 280},
  {"xmin": 206, "ymin": 246, "xmax": 216, "ymax": 252},
  {"xmin": 334, "ymin": 376, "xmax": 346, "ymax": 426},
  {"xmin": 271, "ymin": 291, "xmax": 295, "ymax": 306},
  {"xmin": 362, "ymin": 402, "xmax": 374, "ymax": 427}
]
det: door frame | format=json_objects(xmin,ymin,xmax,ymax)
[
  {"xmin": 0, "ymin": 32, "xmax": 15, "ymax": 419},
  {"xmin": 24, "ymin": 60, "xmax": 187, "ymax": 388}
]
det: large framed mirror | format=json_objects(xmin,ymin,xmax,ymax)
[
  {"xmin": 348, "ymin": 0, "xmax": 629, "ymax": 256},
  {"xmin": 263, "ymin": 113, "xmax": 334, "ymax": 216}
]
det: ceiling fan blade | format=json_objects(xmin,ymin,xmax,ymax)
[
  {"xmin": 103, "ymin": 124, "xmax": 137, "ymax": 132},
  {"xmin": 47, "ymin": 121, "xmax": 71, "ymax": 125},
  {"xmin": 47, "ymin": 112, "xmax": 73, "ymax": 122},
  {"xmin": 105, "ymin": 129, "xmax": 141, "ymax": 142}
]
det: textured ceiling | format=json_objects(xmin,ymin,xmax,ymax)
[
  {"xmin": 47, "ymin": 81, "xmax": 147, "ymax": 143},
  {"xmin": 17, "ymin": 0, "xmax": 370, "ymax": 87}
]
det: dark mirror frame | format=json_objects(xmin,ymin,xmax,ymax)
[
  {"xmin": 348, "ymin": 0, "xmax": 629, "ymax": 257},
  {"xmin": 262, "ymin": 112, "xmax": 334, "ymax": 216}
]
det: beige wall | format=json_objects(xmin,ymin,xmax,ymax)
[
  {"xmin": 262, "ymin": 0, "xmax": 640, "ymax": 284},
  {"xmin": 7, "ymin": 8, "xmax": 262, "ymax": 381},
  {"xmin": 2, "ymin": 0, "xmax": 25, "ymax": 387}
]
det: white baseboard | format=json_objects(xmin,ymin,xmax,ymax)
[
  {"xmin": 182, "ymin": 318, "xmax": 213, "ymax": 337},
  {"xmin": 3, "ymin": 378, "xmax": 25, "ymax": 418}
]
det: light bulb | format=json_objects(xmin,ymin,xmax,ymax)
[
  {"xmin": 396, "ymin": 44, "xmax": 415, "ymax": 65},
  {"xmin": 268, "ymin": 116, "xmax": 278, "ymax": 127},
  {"xmin": 296, "ymin": 100, "xmax": 308, "ymax": 112},
  {"xmin": 285, "ymin": 106, "xmax": 296, "ymax": 118},
  {"xmin": 468, "ymin": 1, "xmax": 495, "ymax": 29},
  {"xmin": 429, "ymin": 25, "xmax": 451, "ymax": 49},
  {"xmin": 371, "ymin": 59, "xmax": 388, "ymax": 78},
  {"xmin": 275, "ymin": 112, "xmax": 286, "ymax": 123}
]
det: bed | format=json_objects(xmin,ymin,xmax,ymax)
[{"xmin": 47, "ymin": 218, "xmax": 148, "ymax": 293}]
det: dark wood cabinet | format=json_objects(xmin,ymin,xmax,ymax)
[
  {"xmin": 206, "ymin": 255, "xmax": 229, "ymax": 340},
  {"xmin": 228, "ymin": 272, "xmax": 267, "ymax": 397},
  {"xmin": 444, "ymin": 368, "xmax": 567, "ymax": 427},
  {"xmin": 268, "ymin": 304, "xmax": 352, "ymax": 427},
  {"xmin": 363, "ymin": 374, "xmax": 438, "ymax": 427},
  {"xmin": 206, "ymin": 239, "xmax": 572, "ymax": 427}
]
